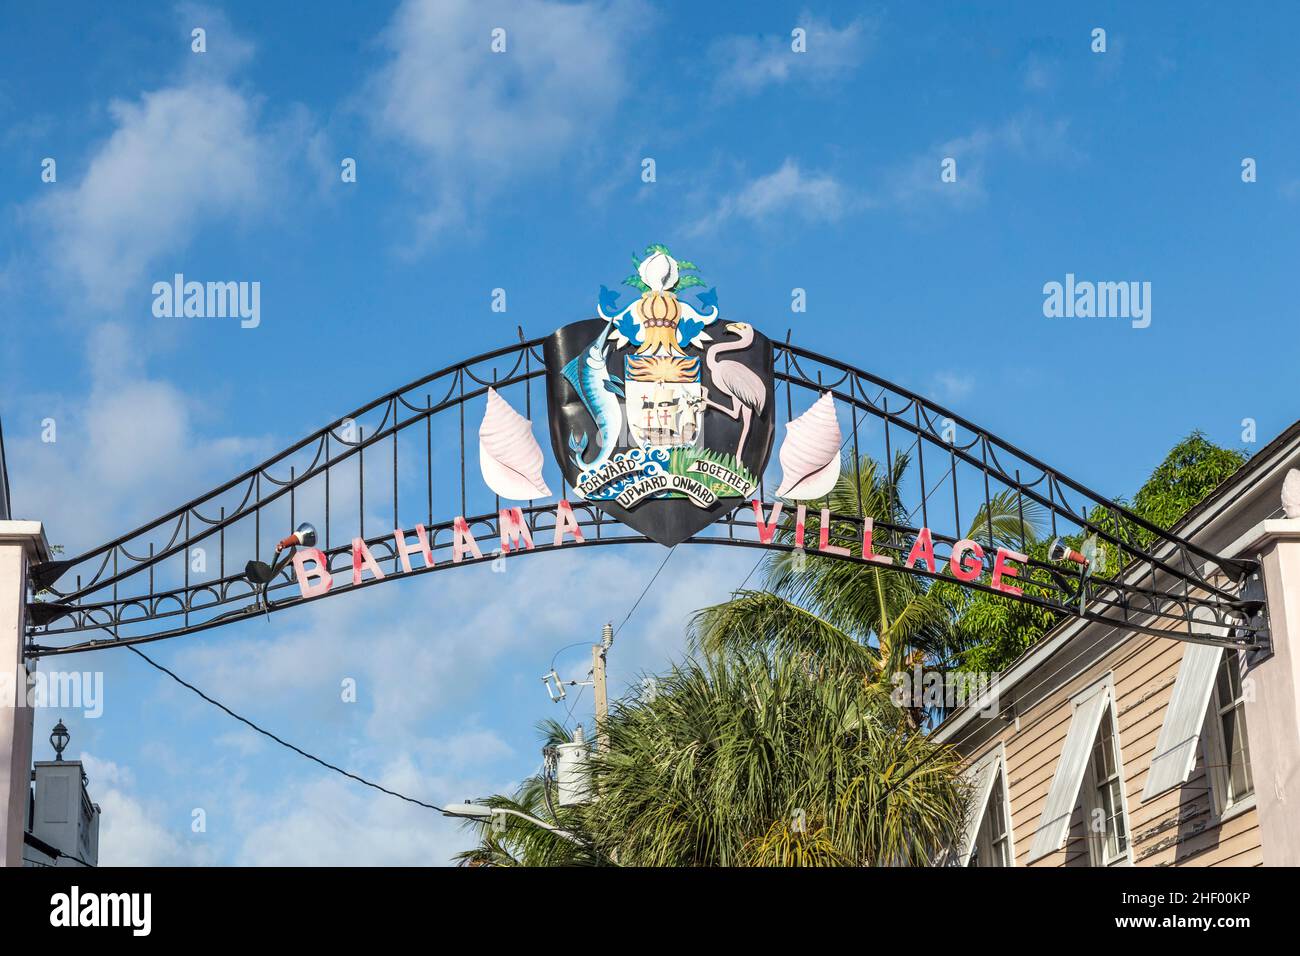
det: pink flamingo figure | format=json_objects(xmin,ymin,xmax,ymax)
[{"xmin": 704, "ymin": 322, "xmax": 768, "ymax": 461}]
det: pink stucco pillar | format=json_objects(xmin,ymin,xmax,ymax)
[
  {"xmin": 1233, "ymin": 519, "xmax": 1300, "ymax": 866},
  {"xmin": 0, "ymin": 521, "xmax": 47, "ymax": 867}
]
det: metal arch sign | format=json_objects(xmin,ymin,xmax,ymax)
[
  {"xmin": 541, "ymin": 247, "xmax": 776, "ymax": 547},
  {"xmin": 25, "ymin": 243, "xmax": 1265, "ymax": 656},
  {"xmin": 284, "ymin": 247, "xmax": 1031, "ymax": 606}
]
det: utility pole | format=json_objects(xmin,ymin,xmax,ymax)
[
  {"xmin": 592, "ymin": 622, "xmax": 612, "ymax": 754},
  {"xmin": 542, "ymin": 621, "xmax": 613, "ymax": 755}
]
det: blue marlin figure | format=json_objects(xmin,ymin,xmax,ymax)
[{"xmin": 562, "ymin": 322, "xmax": 624, "ymax": 473}]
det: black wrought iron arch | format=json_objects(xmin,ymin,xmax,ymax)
[{"xmin": 25, "ymin": 334, "xmax": 1267, "ymax": 658}]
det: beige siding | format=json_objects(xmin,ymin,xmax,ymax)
[{"xmin": 964, "ymin": 632, "xmax": 1261, "ymax": 867}]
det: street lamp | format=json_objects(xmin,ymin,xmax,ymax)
[
  {"xmin": 441, "ymin": 803, "xmax": 583, "ymax": 846},
  {"xmin": 50, "ymin": 719, "xmax": 69, "ymax": 761}
]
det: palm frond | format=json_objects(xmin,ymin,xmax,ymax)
[
  {"xmin": 690, "ymin": 590, "xmax": 877, "ymax": 676},
  {"xmin": 966, "ymin": 488, "xmax": 1046, "ymax": 551}
]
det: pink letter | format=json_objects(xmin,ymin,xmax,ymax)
[
  {"xmin": 949, "ymin": 538, "xmax": 985, "ymax": 583},
  {"xmin": 794, "ymin": 504, "xmax": 807, "ymax": 550},
  {"xmin": 818, "ymin": 508, "xmax": 850, "ymax": 557},
  {"xmin": 861, "ymin": 518, "xmax": 893, "ymax": 565},
  {"xmin": 553, "ymin": 500, "xmax": 585, "ymax": 546},
  {"xmin": 991, "ymin": 548, "xmax": 1027, "ymax": 596},
  {"xmin": 499, "ymin": 508, "xmax": 535, "ymax": 553},
  {"xmin": 752, "ymin": 499, "xmax": 784, "ymax": 544},
  {"xmin": 904, "ymin": 527, "xmax": 937, "ymax": 574},
  {"xmin": 452, "ymin": 516, "xmax": 484, "ymax": 563},
  {"xmin": 394, "ymin": 524, "xmax": 434, "ymax": 573},
  {"xmin": 293, "ymin": 548, "xmax": 333, "ymax": 598},
  {"xmin": 351, "ymin": 537, "xmax": 387, "ymax": 586}
]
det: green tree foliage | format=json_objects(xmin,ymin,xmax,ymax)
[
  {"xmin": 456, "ymin": 656, "xmax": 966, "ymax": 867},
  {"xmin": 582, "ymin": 653, "xmax": 965, "ymax": 866},
  {"xmin": 1130, "ymin": 432, "xmax": 1249, "ymax": 542},
  {"xmin": 944, "ymin": 537, "xmax": 1063, "ymax": 675}
]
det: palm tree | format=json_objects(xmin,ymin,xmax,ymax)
[
  {"xmin": 456, "ymin": 451, "xmax": 1036, "ymax": 866},
  {"xmin": 692, "ymin": 451, "xmax": 1043, "ymax": 698},
  {"xmin": 582, "ymin": 651, "xmax": 966, "ymax": 866}
]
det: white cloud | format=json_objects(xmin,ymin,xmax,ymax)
[
  {"xmin": 689, "ymin": 159, "xmax": 852, "ymax": 236},
  {"xmin": 176, "ymin": 3, "xmax": 256, "ymax": 79},
  {"xmin": 21, "ymin": 7, "xmax": 298, "ymax": 309},
  {"xmin": 81, "ymin": 753, "xmax": 216, "ymax": 866},
  {"xmin": 7, "ymin": 322, "xmax": 271, "ymax": 550},
  {"xmin": 427, "ymin": 728, "xmax": 513, "ymax": 768},
  {"xmin": 29, "ymin": 82, "xmax": 267, "ymax": 308},
  {"xmin": 1022, "ymin": 54, "xmax": 1059, "ymax": 92},
  {"xmin": 363, "ymin": 0, "xmax": 644, "ymax": 242},
  {"xmin": 232, "ymin": 756, "xmax": 481, "ymax": 866},
  {"xmin": 213, "ymin": 731, "xmax": 265, "ymax": 757},
  {"xmin": 931, "ymin": 371, "xmax": 974, "ymax": 404},
  {"xmin": 170, "ymin": 544, "xmax": 747, "ymax": 741},
  {"xmin": 687, "ymin": 115, "xmax": 1077, "ymax": 237},
  {"xmin": 710, "ymin": 13, "xmax": 874, "ymax": 99},
  {"xmin": 886, "ymin": 115, "xmax": 1079, "ymax": 211}
]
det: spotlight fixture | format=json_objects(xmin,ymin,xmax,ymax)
[
  {"xmin": 244, "ymin": 560, "xmax": 275, "ymax": 585},
  {"xmin": 1048, "ymin": 537, "xmax": 1089, "ymax": 567},
  {"xmin": 1049, "ymin": 535, "xmax": 1100, "ymax": 614},
  {"xmin": 245, "ymin": 522, "xmax": 319, "ymax": 618},
  {"xmin": 276, "ymin": 522, "xmax": 317, "ymax": 552}
]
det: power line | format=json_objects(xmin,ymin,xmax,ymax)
[
  {"xmin": 24, "ymin": 831, "xmax": 92, "ymax": 867},
  {"xmin": 125, "ymin": 645, "xmax": 444, "ymax": 814},
  {"xmin": 614, "ymin": 545, "xmax": 676, "ymax": 635},
  {"xmin": 560, "ymin": 681, "xmax": 589, "ymax": 732},
  {"xmin": 545, "ymin": 543, "xmax": 676, "ymax": 731},
  {"xmin": 550, "ymin": 641, "xmax": 590, "ymax": 672}
]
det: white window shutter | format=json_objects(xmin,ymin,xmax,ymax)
[
  {"xmin": 953, "ymin": 753, "xmax": 1001, "ymax": 865},
  {"xmin": 1027, "ymin": 685, "xmax": 1110, "ymax": 862},
  {"xmin": 1141, "ymin": 642, "xmax": 1224, "ymax": 801}
]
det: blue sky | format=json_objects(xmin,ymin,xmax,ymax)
[{"xmin": 2, "ymin": 1, "xmax": 1297, "ymax": 864}]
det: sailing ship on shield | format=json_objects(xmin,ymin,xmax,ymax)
[{"xmin": 542, "ymin": 246, "xmax": 777, "ymax": 546}]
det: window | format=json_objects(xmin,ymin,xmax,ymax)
[
  {"xmin": 955, "ymin": 747, "xmax": 1015, "ymax": 866},
  {"xmin": 1203, "ymin": 649, "xmax": 1255, "ymax": 816},
  {"xmin": 1084, "ymin": 709, "xmax": 1130, "ymax": 866},
  {"xmin": 1141, "ymin": 643, "xmax": 1222, "ymax": 802},
  {"xmin": 1027, "ymin": 682, "xmax": 1111, "ymax": 863},
  {"xmin": 970, "ymin": 774, "xmax": 1012, "ymax": 867}
]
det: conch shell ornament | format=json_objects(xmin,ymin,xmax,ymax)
[
  {"xmin": 775, "ymin": 391, "xmax": 842, "ymax": 500},
  {"xmin": 478, "ymin": 387, "xmax": 552, "ymax": 500},
  {"xmin": 636, "ymin": 251, "xmax": 686, "ymax": 356},
  {"xmin": 1283, "ymin": 468, "xmax": 1300, "ymax": 519},
  {"xmin": 638, "ymin": 251, "xmax": 679, "ymax": 292}
]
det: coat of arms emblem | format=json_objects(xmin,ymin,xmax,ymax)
[{"xmin": 543, "ymin": 246, "xmax": 776, "ymax": 546}]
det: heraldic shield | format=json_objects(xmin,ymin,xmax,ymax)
[{"xmin": 543, "ymin": 247, "xmax": 776, "ymax": 547}]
